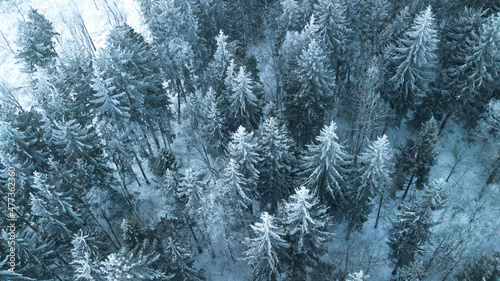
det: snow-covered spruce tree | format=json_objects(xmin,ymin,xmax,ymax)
[
  {"xmin": 162, "ymin": 237, "xmax": 204, "ymax": 281},
  {"xmin": 96, "ymin": 24, "xmax": 172, "ymax": 144},
  {"xmin": 378, "ymin": 6, "xmax": 412, "ymax": 55},
  {"xmin": 51, "ymin": 119, "xmax": 100, "ymax": 166},
  {"xmin": 244, "ymin": 212, "xmax": 288, "ymax": 281},
  {"xmin": 221, "ymin": 158, "xmax": 252, "ymax": 210},
  {"xmin": 388, "ymin": 202, "xmax": 432, "ymax": 274},
  {"xmin": 207, "ymin": 30, "xmax": 235, "ymax": 97},
  {"xmin": 177, "ymin": 167, "xmax": 205, "ymax": 216},
  {"xmin": 199, "ymin": 179, "xmax": 232, "ymax": 257},
  {"xmin": 0, "ymin": 110, "xmax": 50, "ymax": 173},
  {"xmin": 201, "ymin": 87, "xmax": 226, "ymax": 155},
  {"xmin": 15, "ymin": 172, "xmax": 81, "ymax": 279},
  {"xmin": 478, "ymin": 99, "xmax": 500, "ymax": 184},
  {"xmin": 386, "ymin": 6, "xmax": 439, "ymax": 118},
  {"xmin": 360, "ymin": 135, "xmax": 393, "ymax": 203},
  {"xmin": 349, "ymin": 0, "xmax": 391, "ymax": 47},
  {"xmin": 449, "ymin": 11, "xmax": 500, "ymax": 124},
  {"xmin": 55, "ymin": 43, "xmax": 96, "ymax": 124},
  {"xmin": 282, "ymin": 186, "xmax": 333, "ymax": 279},
  {"xmin": 314, "ymin": 0, "xmax": 349, "ymax": 72},
  {"xmin": 388, "ymin": 177, "xmax": 444, "ymax": 274},
  {"xmin": 227, "ymin": 126, "xmax": 260, "ymax": 197},
  {"xmin": 285, "ymin": 38, "xmax": 335, "ymax": 146},
  {"xmin": 347, "ymin": 135, "xmax": 393, "ymax": 231},
  {"xmin": 279, "ymin": 0, "xmax": 302, "ymax": 32},
  {"xmin": 257, "ymin": 117, "xmax": 297, "ymax": 214},
  {"xmin": 17, "ymin": 8, "xmax": 58, "ymax": 73},
  {"xmin": 228, "ymin": 66, "xmax": 261, "ymax": 131},
  {"xmin": 303, "ymin": 122, "xmax": 350, "ymax": 214}
]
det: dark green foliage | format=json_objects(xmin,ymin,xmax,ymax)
[
  {"xmin": 414, "ymin": 117, "xmax": 439, "ymax": 189},
  {"xmin": 17, "ymin": 8, "xmax": 58, "ymax": 73},
  {"xmin": 388, "ymin": 201, "xmax": 433, "ymax": 273},
  {"xmin": 392, "ymin": 118, "xmax": 438, "ymax": 193},
  {"xmin": 454, "ymin": 252, "xmax": 500, "ymax": 281},
  {"xmin": 150, "ymin": 149, "xmax": 179, "ymax": 178}
]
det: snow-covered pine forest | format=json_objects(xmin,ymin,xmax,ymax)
[{"xmin": 0, "ymin": 0, "xmax": 499, "ymax": 280}]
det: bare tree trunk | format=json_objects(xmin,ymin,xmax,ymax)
[
  {"xmin": 374, "ymin": 194, "xmax": 384, "ymax": 229},
  {"xmin": 438, "ymin": 110, "xmax": 452, "ymax": 136},
  {"xmin": 399, "ymin": 170, "xmax": 416, "ymax": 210},
  {"xmin": 446, "ymin": 161, "xmax": 459, "ymax": 182},
  {"xmin": 133, "ymin": 151, "xmax": 150, "ymax": 185},
  {"xmin": 102, "ymin": 213, "xmax": 122, "ymax": 248}
]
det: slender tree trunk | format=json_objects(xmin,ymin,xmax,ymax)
[
  {"xmin": 485, "ymin": 158, "xmax": 500, "ymax": 185},
  {"xmin": 399, "ymin": 170, "xmax": 416, "ymax": 210},
  {"xmin": 176, "ymin": 78, "xmax": 184, "ymax": 124},
  {"xmin": 102, "ymin": 213, "xmax": 122, "ymax": 248},
  {"xmin": 139, "ymin": 127, "xmax": 154, "ymax": 157},
  {"xmin": 133, "ymin": 151, "xmax": 150, "ymax": 185},
  {"xmin": 87, "ymin": 209, "xmax": 120, "ymax": 249},
  {"xmin": 438, "ymin": 110, "xmax": 452, "ymax": 136},
  {"xmin": 446, "ymin": 161, "xmax": 459, "ymax": 182},
  {"xmin": 182, "ymin": 213, "xmax": 203, "ymax": 254},
  {"xmin": 425, "ymin": 237, "xmax": 446, "ymax": 272},
  {"xmin": 374, "ymin": 194, "xmax": 384, "ymax": 229},
  {"xmin": 392, "ymin": 258, "xmax": 402, "ymax": 275},
  {"xmin": 159, "ymin": 122, "xmax": 168, "ymax": 148}
]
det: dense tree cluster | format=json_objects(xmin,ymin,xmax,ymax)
[{"xmin": 0, "ymin": 0, "xmax": 499, "ymax": 280}]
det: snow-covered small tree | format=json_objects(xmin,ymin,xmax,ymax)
[
  {"xmin": 227, "ymin": 126, "xmax": 260, "ymax": 195},
  {"xmin": 228, "ymin": 66, "xmax": 261, "ymax": 130},
  {"xmin": 302, "ymin": 122, "xmax": 350, "ymax": 213},
  {"xmin": 282, "ymin": 186, "xmax": 332, "ymax": 279},
  {"xmin": 177, "ymin": 168, "xmax": 205, "ymax": 216},
  {"xmin": 201, "ymin": 87, "xmax": 226, "ymax": 155},
  {"xmin": 387, "ymin": 6, "xmax": 439, "ymax": 117},
  {"xmin": 359, "ymin": 135, "xmax": 393, "ymax": 192},
  {"xmin": 244, "ymin": 212, "xmax": 288, "ymax": 281},
  {"xmin": 257, "ymin": 117, "xmax": 297, "ymax": 213},
  {"xmin": 71, "ymin": 230, "xmax": 95, "ymax": 281},
  {"xmin": 221, "ymin": 158, "xmax": 251, "ymax": 209}
]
